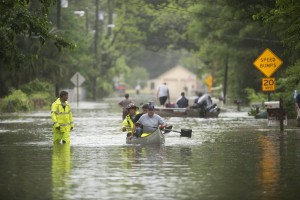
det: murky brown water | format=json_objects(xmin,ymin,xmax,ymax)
[{"xmin": 1, "ymin": 99, "xmax": 300, "ymax": 200}]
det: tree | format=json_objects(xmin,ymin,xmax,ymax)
[
  {"xmin": 0, "ymin": 0, "xmax": 72, "ymax": 67},
  {"xmin": 254, "ymin": 0, "xmax": 300, "ymax": 115},
  {"xmin": 0, "ymin": 0, "xmax": 73, "ymax": 97},
  {"xmin": 124, "ymin": 66, "xmax": 149, "ymax": 89},
  {"xmin": 186, "ymin": 0, "xmax": 283, "ymax": 102}
]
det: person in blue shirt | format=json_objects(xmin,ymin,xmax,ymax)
[{"xmin": 175, "ymin": 92, "xmax": 189, "ymax": 108}]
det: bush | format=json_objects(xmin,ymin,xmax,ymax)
[
  {"xmin": 244, "ymin": 88, "xmax": 267, "ymax": 104},
  {"xmin": 21, "ymin": 79, "xmax": 55, "ymax": 110},
  {"xmin": 245, "ymin": 88, "xmax": 267, "ymax": 116},
  {"xmin": 0, "ymin": 90, "xmax": 30, "ymax": 112},
  {"xmin": 0, "ymin": 80, "xmax": 55, "ymax": 112}
]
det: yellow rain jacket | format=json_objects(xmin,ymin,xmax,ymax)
[
  {"xmin": 121, "ymin": 111, "xmax": 139, "ymax": 133},
  {"xmin": 51, "ymin": 98, "xmax": 74, "ymax": 132}
]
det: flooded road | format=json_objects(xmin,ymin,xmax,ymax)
[{"xmin": 1, "ymin": 99, "xmax": 300, "ymax": 200}]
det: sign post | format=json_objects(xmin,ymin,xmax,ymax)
[
  {"xmin": 253, "ymin": 48, "xmax": 283, "ymax": 100},
  {"xmin": 71, "ymin": 72, "xmax": 85, "ymax": 107},
  {"xmin": 253, "ymin": 48, "xmax": 284, "ymax": 130}
]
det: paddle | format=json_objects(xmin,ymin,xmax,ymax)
[
  {"xmin": 137, "ymin": 125, "xmax": 192, "ymax": 138},
  {"xmin": 164, "ymin": 128, "xmax": 192, "ymax": 138}
]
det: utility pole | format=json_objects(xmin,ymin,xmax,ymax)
[
  {"xmin": 85, "ymin": 7, "xmax": 89, "ymax": 34},
  {"xmin": 92, "ymin": 0, "xmax": 100, "ymax": 100},
  {"xmin": 57, "ymin": 0, "xmax": 61, "ymax": 29},
  {"xmin": 55, "ymin": 0, "xmax": 61, "ymax": 97},
  {"xmin": 95, "ymin": 0, "xmax": 99, "ymax": 56},
  {"xmin": 223, "ymin": 56, "xmax": 228, "ymax": 104},
  {"xmin": 107, "ymin": 0, "xmax": 114, "ymax": 37}
]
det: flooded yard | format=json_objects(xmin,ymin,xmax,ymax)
[{"xmin": 1, "ymin": 101, "xmax": 300, "ymax": 200}]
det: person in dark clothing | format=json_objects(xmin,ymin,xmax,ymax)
[
  {"xmin": 175, "ymin": 92, "xmax": 189, "ymax": 108},
  {"xmin": 295, "ymin": 92, "xmax": 300, "ymax": 126},
  {"xmin": 134, "ymin": 104, "xmax": 149, "ymax": 123},
  {"xmin": 295, "ymin": 93, "xmax": 300, "ymax": 109},
  {"xmin": 194, "ymin": 92, "xmax": 203, "ymax": 104},
  {"xmin": 131, "ymin": 104, "xmax": 150, "ymax": 137},
  {"xmin": 118, "ymin": 93, "xmax": 133, "ymax": 120}
]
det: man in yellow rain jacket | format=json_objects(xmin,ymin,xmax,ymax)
[
  {"xmin": 51, "ymin": 91, "xmax": 74, "ymax": 144},
  {"xmin": 121, "ymin": 103, "xmax": 139, "ymax": 136}
]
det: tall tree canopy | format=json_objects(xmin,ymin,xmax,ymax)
[
  {"xmin": 0, "ymin": 0, "xmax": 72, "ymax": 96},
  {"xmin": 1, "ymin": 0, "xmax": 299, "ymax": 106}
]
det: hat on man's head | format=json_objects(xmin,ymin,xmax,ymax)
[
  {"xmin": 127, "ymin": 103, "xmax": 137, "ymax": 110},
  {"xmin": 142, "ymin": 104, "xmax": 149, "ymax": 109},
  {"xmin": 148, "ymin": 105, "xmax": 155, "ymax": 110}
]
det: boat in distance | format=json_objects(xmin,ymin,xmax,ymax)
[{"xmin": 154, "ymin": 106, "xmax": 220, "ymax": 118}]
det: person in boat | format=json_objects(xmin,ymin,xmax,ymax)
[
  {"xmin": 197, "ymin": 94, "xmax": 213, "ymax": 109},
  {"xmin": 118, "ymin": 93, "xmax": 133, "ymax": 120},
  {"xmin": 194, "ymin": 92, "xmax": 203, "ymax": 104},
  {"xmin": 121, "ymin": 103, "xmax": 139, "ymax": 136},
  {"xmin": 134, "ymin": 103, "xmax": 149, "ymax": 123},
  {"xmin": 132, "ymin": 105, "xmax": 167, "ymax": 138},
  {"xmin": 157, "ymin": 82, "xmax": 170, "ymax": 107},
  {"xmin": 129, "ymin": 103, "xmax": 150, "ymax": 137},
  {"xmin": 190, "ymin": 93, "xmax": 214, "ymax": 109},
  {"xmin": 175, "ymin": 92, "xmax": 189, "ymax": 108}
]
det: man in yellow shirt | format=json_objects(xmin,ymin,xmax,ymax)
[{"xmin": 51, "ymin": 91, "xmax": 74, "ymax": 144}]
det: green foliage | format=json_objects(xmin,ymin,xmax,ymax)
[
  {"xmin": 244, "ymin": 88, "xmax": 267, "ymax": 104},
  {"xmin": 276, "ymin": 59, "xmax": 300, "ymax": 94},
  {"xmin": 0, "ymin": 0, "xmax": 74, "ymax": 97},
  {"xmin": 187, "ymin": 0, "xmax": 283, "ymax": 99},
  {"xmin": 274, "ymin": 59, "xmax": 300, "ymax": 118},
  {"xmin": 20, "ymin": 79, "xmax": 54, "ymax": 108},
  {"xmin": 0, "ymin": 0, "xmax": 299, "ymax": 105},
  {"xmin": 244, "ymin": 88, "xmax": 267, "ymax": 117},
  {"xmin": 0, "ymin": 79, "xmax": 55, "ymax": 112},
  {"xmin": 0, "ymin": 0, "xmax": 73, "ymax": 67},
  {"xmin": 0, "ymin": 90, "xmax": 30, "ymax": 112},
  {"xmin": 20, "ymin": 79, "xmax": 54, "ymax": 96},
  {"xmin": 124, "ymin": 67, "xmax": 150, "ymax": 89},
  {"xmin": 254, "ymin": 0, "xmax": 300, "ymax": 63}
]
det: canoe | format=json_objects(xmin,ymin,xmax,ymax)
[
  {"xmin": 154, "ymin": 106, "xmax": 220, "ymax": 118},
  {"xmin": 126, "ymin": 128, "xmax": 165, "ymax": 145}
]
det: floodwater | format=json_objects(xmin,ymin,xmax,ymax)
[{"xmin": 1, "ymin": 99, "xmax": 300, "ymax": 200}]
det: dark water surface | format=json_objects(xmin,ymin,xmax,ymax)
[{"xmin": 1, "ymin": 100, "xmax": 300, "ymax": 200}]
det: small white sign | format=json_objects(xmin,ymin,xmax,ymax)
[
  {"xmin": 61, "ymin": 0, "xmax": 68, "ymax": 8},
  {"xmin": 71, "ymin": 72, "xmax": 85, "ymax": 86}
]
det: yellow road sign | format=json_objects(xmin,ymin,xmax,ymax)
[
  {"xmin": 262, "ymin": 77, "xmax": 275, "ymax": 91},
  {"xmin": 253, "ymin": 48, "xmax": 283, "ymax": 77},
  {"xmin": 204, "ymin": 75, "xmax": 213, "ymax": 87},
  {"xmin": 204, "ymin": 75, "xmax": 213, "ymax": 92}
]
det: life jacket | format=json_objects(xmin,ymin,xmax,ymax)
[
  {"xmin": 121, "ymin": 111, "xmax": 139, "ymax": 133},
  {"xmin": 51, "ymin": 98, "xmax": 74, "ymax": 132}
]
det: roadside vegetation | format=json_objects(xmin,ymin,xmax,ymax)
[
  {"xmin": 0, "ymin": 80, "xmax": 54, "ymax": 112},
  {"xmin": 0, "ymin": 0, "xmax": 299, "ymax": 115}
]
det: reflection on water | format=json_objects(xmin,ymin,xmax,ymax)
[
  {"xmin": 1, "ymin": 101, "xmax": 300, "ymax": 199},
  {"xmin": 52, "ymin": 144, "xmax": 72, "ymax": 200},
  {"xmin": 121, "ymin": 145, "xmax": 166, "ymax": 168},
  {"xmin": 257, "ymin": 133, "xmax": 279, "ymax": 200}
]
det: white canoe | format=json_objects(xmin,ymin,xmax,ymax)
[{"xmin": 126, "ymin": 128, "xmax": 165, "ymax": 145}]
